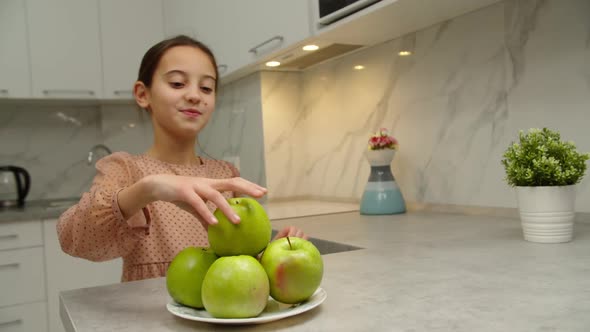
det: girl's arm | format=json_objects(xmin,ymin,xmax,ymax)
[{"xmin": 57, "ymin": 152, "xmax": 150, "ymax": 262}]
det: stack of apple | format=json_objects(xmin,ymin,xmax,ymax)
[{"xmin": 166, "ymin": 197, "xmax": 324, "ymax": 319}]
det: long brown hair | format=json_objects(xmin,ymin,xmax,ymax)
[{"xmin": 137, "ymin": 35, "xmax": 219, "ymax": 91}]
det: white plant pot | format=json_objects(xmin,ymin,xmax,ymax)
[{"xmin": 516, "ymin": 186, "xmax": 576, "ymax": 243}]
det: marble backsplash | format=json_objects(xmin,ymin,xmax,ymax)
[
  {"xmin": 2, "ymin": 0, "xmax": 589, "ymax": 215},
  {"xmin": 0, "ymin": 104, "xmax": 103, "ymax": 200},
  {"xmin": 0, "ymin": 75, "xmax": 266, "ymax": 201},
  {"xmin": 261, "ymin": 0, "xmax": 590, "ymax": 211},
  {"xmin": 0, "ymin": 102, "xmax": 157, "ymax": 200}
]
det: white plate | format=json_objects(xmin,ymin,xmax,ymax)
[{"xmin": 166, "ymin": 287, "xmax": 327, "ymax": 325}]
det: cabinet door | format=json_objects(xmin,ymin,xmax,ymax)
[
  {"xmin": 43, "ymin": 219, "xmax": 122, "ymax": 332},
  {"xmin": 0, "ymin": 247, "xmax": 46, "ymax": 307},
  {"xmin": 99, "ymin": 0, "xmax": 164, "ymax": 99},
  {"xmin": 162, "ymin": 0, "xmax": 238, "ymax": 77},
  {"xmin": 26, "ymin": 0, "xmax": 103, "ymax": 99},
  {"xmin": 0, "ymin": 220, "xmax": 43, "ymax": 251},
  {"xmin": 0, "ymin": 302, "xmax": 47, "ymax": 332},
  {"xmin": 163, "ymin": 0, "xmax": 311, "ymax": 79},
  {"xmin": 233, "ymin": 0, "xmax": 311, "ymax": 64},
  {"xmin": 0, "ymin": 0, "xmax": 32, "ymax": 98}
]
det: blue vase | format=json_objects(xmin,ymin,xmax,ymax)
[{"xmin": 360, "ymin": 149, "xmax": 406, "ymax": 215}]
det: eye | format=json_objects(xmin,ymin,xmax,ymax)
[
  {"xmin": 169, "ymin": 82, "xmax": 185, "ymax": 88},
  {"xmin": 200, "ymin": 86, "xmax": 214, "ymax": 94}
]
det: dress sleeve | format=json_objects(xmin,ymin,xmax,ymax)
[
  {"xmin": 56, "ymin": 152, "xmax": 151, "ymax": 262},
  {"xmin": 226, "ymin": 161, "xmax": 240, "ymax": 178}
]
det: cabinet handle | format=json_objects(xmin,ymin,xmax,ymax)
[
  {"xmin": 0, "ymin": 262, "xmax": 19, "ymax": 269},
  {"xmin": 43, "ymin": 89, "xmax": 95, "ymax": 96},
  {"xmin": 113, "ymin": 90, "xmax": 133, "ymax": 96},
  {"xmin": 0, "ymin": 234, "xmax": 18, "ymax": 241},
  {"xmin": 217, "ymin": 64, "xmax": 228, "ymax": 73},
  {"xmin": 0, "ymin": 319, "xmax": 22, "ymax": 328},
  {"xmin": 248, "ymin": 35, "xmax": 284, "ymax": 54}
]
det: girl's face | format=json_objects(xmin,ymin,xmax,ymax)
[{"xmin": 135, "ymin": 46, "xmax": 217, "ymax": 140}]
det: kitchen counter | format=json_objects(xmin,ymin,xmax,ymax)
[
  {"xmin": 0, "ymin": 198, "xmax": 359, "ymax": 222},
  {"xmin": 60, "ymin": 211, "xmax": 590, "ymax": 331},
  {"xmin": 0, "ymin": 198, "xmax": 80, "ymax": 222}
]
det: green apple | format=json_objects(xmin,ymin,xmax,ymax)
[
  {"xmin": 201, "ymin": 255, "xmax": 270, "ymax": 318},
  {"xmin": 208, "ymin": 197, "xmax": 271, "ymax": 257},
  {"xmin": 166, "ymin": 247, "xmax": 218, "ymax": 308},
  {"xmin": 260, "ymin": 237, "xmax": 323, "ymax": 304}
]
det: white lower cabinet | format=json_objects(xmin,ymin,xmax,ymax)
[
  {"xmin": 0, "ymin": 302, "xmax": 48, "ymax": 332},
  {"xmin": 43, "ymin": 218, "xmax": 122, "ymax": 332},
  {"xmin": 0, "ymin": 219, "xmax": 47, "ymax": 332},
  {"xmin": 0, "ymin": 247, "xmax": 46, "ymax": 307}
]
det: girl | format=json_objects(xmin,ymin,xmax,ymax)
[{"xmin": 57, "ymin": 35, "xmax": 306, "ymax": 282}]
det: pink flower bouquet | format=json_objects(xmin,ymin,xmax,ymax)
[{"xmin": 368, "ymin": 128, "xmax": 399, "ymax": 150}]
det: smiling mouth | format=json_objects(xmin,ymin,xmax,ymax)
[{"xmin": 180, "ymin": 109, "xmax": 202, "ymax": 117}]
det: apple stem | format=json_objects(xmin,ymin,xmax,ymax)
[{"xmin": 286, "ymin": 236, "xmax": 292, "ymax": 250}]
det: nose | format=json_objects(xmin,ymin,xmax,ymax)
[{"xmin": 185, "ymin": 86, "xmax": 202, "ymax": 104}]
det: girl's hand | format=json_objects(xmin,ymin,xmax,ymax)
[
  {"xmin": 273, "ymin": 226, "xmax": 308, "ymax": 240},
  {"xmin": 145, "ymin": 174, "xmax": 267, "ymax": 229}
]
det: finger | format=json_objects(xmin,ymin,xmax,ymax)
[
  {"xmin": 295, "ymin": 229, "xmax": 306, "ymax": 239},
  {"xmin": 288, "ymin": 227, "xmax": 300, "ymax": 237},
  {"xmin": 183, "ymin": 191, "xmax": 218, "ymax": 225},
  {"xmin": 194, "ymin": 214, "xmax": 209, "ymax": 230},
  {"xmin": 273, "ymin": 226, "xmax": 291, "ymax": 240},
  {"xmin": 175, "ymin": 201, "xmax": 213, "ymax": 230},
  {"xmin": 210, "ymin": 178, "xmax": 267, "ymax": 198},
  {"xmin": 205, "ymin": 191, "xmax": 241, "ymax": 224}
]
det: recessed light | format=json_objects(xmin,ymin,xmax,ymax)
[
  {"xmin": 398, "ymin": 51, "xmax": 412, "ymax": 56},
  {"xmin": 302, "ymin": 44, "xmax": 319, "ymax": 51},
  {"xmin": 354, "ymin": 65, "xmax": 365, "ymax": 70},
  {"xmin": 265, "ymin": 61, "xmax": 281, "ymax": 67}
]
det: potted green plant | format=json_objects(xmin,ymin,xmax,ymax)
[{"xmin": 501, "ymin": 128, "xmax": 589, "ymax": 243}]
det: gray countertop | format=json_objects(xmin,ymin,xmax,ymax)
[
  {"xmin": 59, "ymin": 211, "xmax": 590, "ymax": 332},
  {"xmin": 0, "ymin": 198, "xmax": 80, "ymax": 222}
]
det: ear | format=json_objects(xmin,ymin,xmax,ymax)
[{"xmin": 134, "ymin": 81, "xmax": 150, "ymax": 110}]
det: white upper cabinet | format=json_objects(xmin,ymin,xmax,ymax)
[
  {"xmin": 163, "ymin": 0, "xmax": 311, "ymax": 82},
  {"xmin": 26, "ymin": 0, "xmax": 103, "ymax": 99},
  {"xmin": 0, "ymin": 0, "xmax": 32, "ymax": 98},
  {"xmin": 232, "ymin": 0, "xmax": 311, "ymax": 67},
  {"xmin": 99, "ymin": 0, "xmax": 164, "ymax": 99},
  {"xmin": 163, "ymin": 0, "xmax": 238, "ymax": 79}
]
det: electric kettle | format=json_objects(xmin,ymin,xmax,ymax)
[{"xmin": 0, "ymin": 166, "xmax": 31, "ymax": 207}]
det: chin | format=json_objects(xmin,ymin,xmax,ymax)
[{"xmin": 185, "ymin": 122, "xmax": 209, "ymax": 137}]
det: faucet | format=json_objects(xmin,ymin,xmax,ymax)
[{"xmin": 87, "ymin": 144, "xmax": 112, "ymax": 165}]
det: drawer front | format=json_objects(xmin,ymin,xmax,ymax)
[
  {"xmin": 0, "ymin": 247, "xmax": 46, "ymax": 307},
  {"xmin": 0, "ymin": 220, "xmax": 43, "ymax": 251},
  {"xmin": 0, "ymin": 302, "xmax": 47, "ymax": 332}
]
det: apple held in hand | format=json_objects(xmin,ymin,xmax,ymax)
[
  {"xmin": 201, "ymin": 255, "xmax": 270, "ymax": 318},
  {"xmin": 208, "ymin": 197, "xmax": 271, "ymax": 257},
  {"xmin": 260, "ymin": 237, "xmax": 323, "ymax": 304},
  {"xmin": 166, "ymin": 247, "xmax": 218, "ymax": 308}
]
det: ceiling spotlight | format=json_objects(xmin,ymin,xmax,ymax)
[
  {"xmin": 398, "ymin": 51, "xmax": 412, "ymax": 56},
  {"xmin": 302, "ymin": 44, "xmax": 319, "ymax": 51},
  {"xmin": 265, "ymin": 61, "xmax": 281, "ymax": 67},
  {"xmin": 354, "ymin": 65, "xmax": 365, "ymax": 70}
]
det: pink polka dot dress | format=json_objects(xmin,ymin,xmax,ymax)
[{"xmin": 56, "ymin": 152, "xmax": 238, "ymax": 282}]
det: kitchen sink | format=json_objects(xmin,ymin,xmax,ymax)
[{"xmin": 271, "ymin": 230, "xmax": 363, "ymax": 255}]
